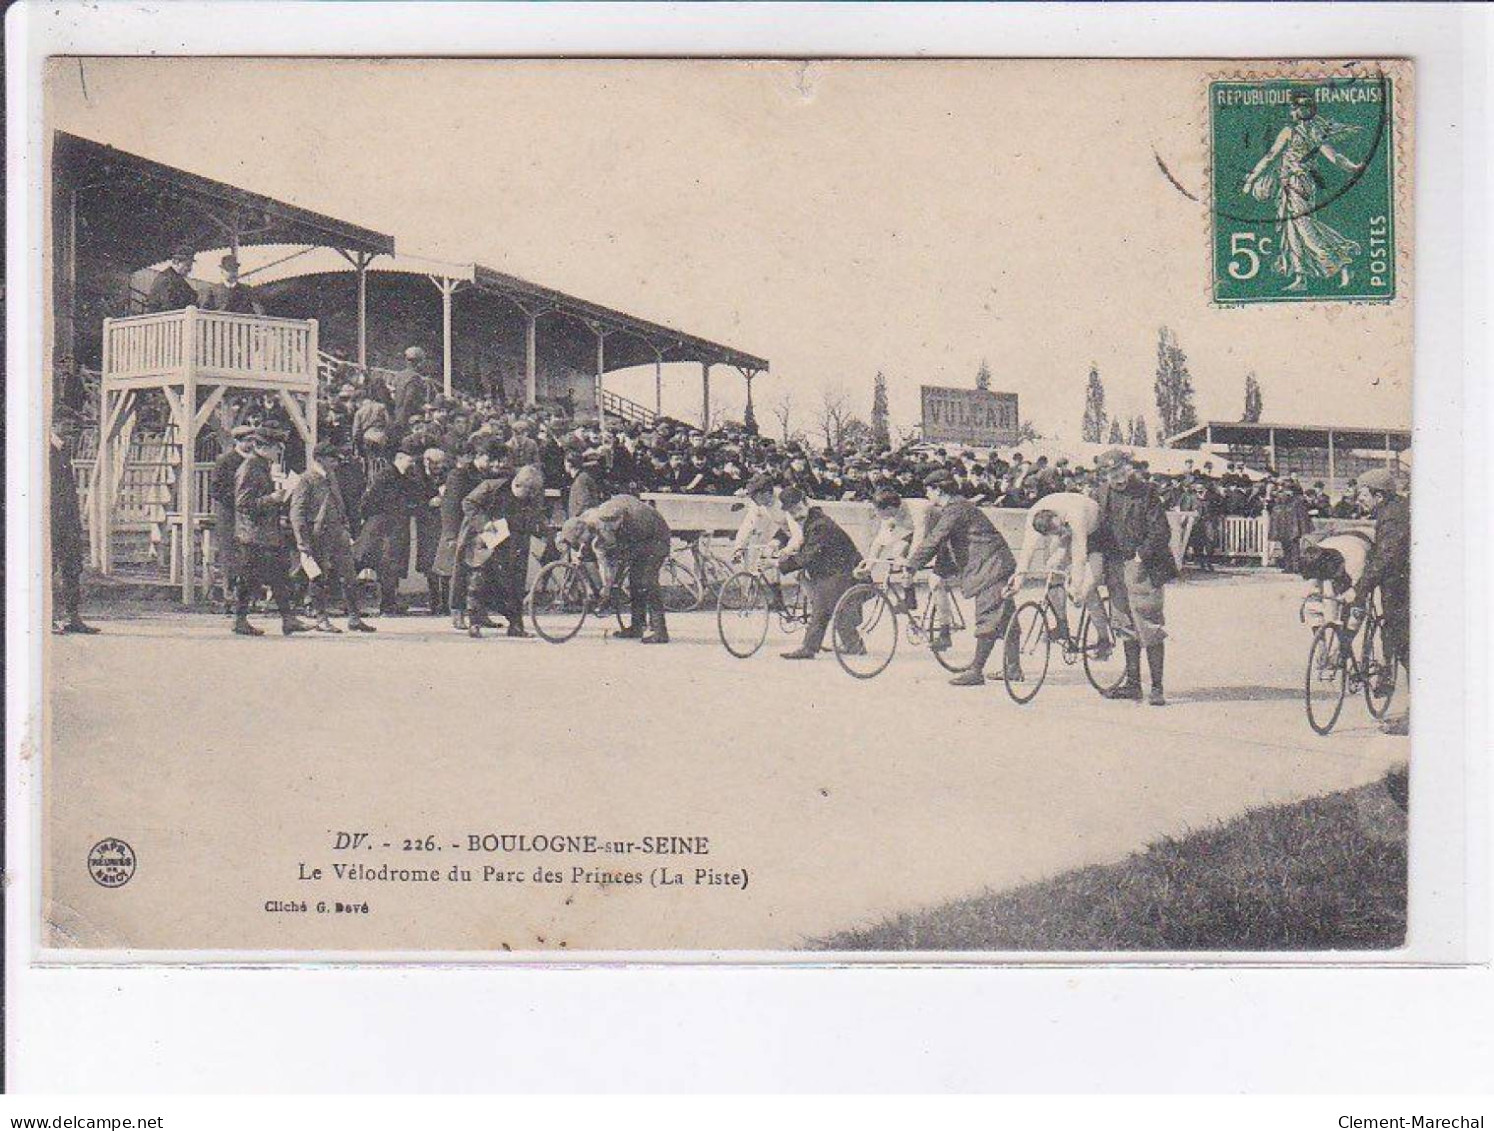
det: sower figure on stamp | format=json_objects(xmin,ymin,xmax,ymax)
[
  {"xmin": 1093, "ymin": 448, "xmax": 1178, "ymax": 706},
  {"xmin": 775, "ymin": 485, "xmax": 866, "ymax": 661},
  {"xmin": 50, "ymin": 407, "xmax": 98, "ymax": 635},
  {"xmin": 289, "ymin": 442, "xmax": 375, "ymax": 635},
  {"xmin": 906, "ymin": 469, "xmax": 1018, "ymax": 687},
  {"xmin": 232, "ymin": 426, "xmax": 311, "ymax": 637},
  {"xmin": 210, "ymin": 424, "xmax": 257, "ymax": 614}
]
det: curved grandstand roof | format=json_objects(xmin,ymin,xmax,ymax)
[
  {"xmin": 231, "ymin": 246, "xmax": 768, "ymax": 375},
  {"xmin": 53, "ymin": 131, "xmax": 395, "ymax": 269}
]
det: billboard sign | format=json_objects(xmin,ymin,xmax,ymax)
[{"xmin": 920, "ymin": 386, "xmax": 1020, "ymax": 447}]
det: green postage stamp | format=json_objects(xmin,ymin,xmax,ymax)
[{"xmin": 1210, "ymin": 71, "xmax": 1398, "ymax": 304}]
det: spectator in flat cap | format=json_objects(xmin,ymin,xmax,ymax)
[
  {"xmin": 146, "ymin": 242, "xmax": 200, "ymax": 313},
  {"xmin": 355, "ymin": 444, "xmax": 423, "ymax": 615},
  {"xmin": 231, "ymin": 428, "xmax": 311, "ymax": 637},
  {"xmin": 209, "ymin": 424, "xmax": 261, "ymax": 614},
  {"xmin": 291, "ymin": 443, "xmax": 374, "ymax": 634}
]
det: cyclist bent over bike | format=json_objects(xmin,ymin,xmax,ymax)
[{"xmin": 1005, "ymin": 490, "xmax": 1114, "ymax": 659}]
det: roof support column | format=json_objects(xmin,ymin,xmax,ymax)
[
  {"xmin": 526, "ymin": 310, "xmax": 539, "ymax": 409},
  {"xmin": 586, "ymin": 322, "xmax": 611, "ymax": 437},
  {"xmin": 653, "ymin": 348, "xmax": 665, "ymax": 420},
  {"xmin": 1268, "ymin": 427, "xmax": 1277, "ymax": 472},
  {"xmin": 701, "ymin": 362, "xmax": 712, "ymax": 432},
  {"xmin": 1327, "ymin": 430, "xmax": 1336, "ymax": 482},
  {"xmin": 355, "ymin": 252, "xmax": 371, "ymax": 370},
  {"xmin": 428, "ymin": 276, "xmax": 459, "ymax": 397}
]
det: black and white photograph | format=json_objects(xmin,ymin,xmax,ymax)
[{"xmin": 33, "ymin": 54, "xmax": 1424, "ymax": 957}]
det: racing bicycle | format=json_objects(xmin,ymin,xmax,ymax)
[
  {"xmin": 1000, "ymin": 569, "xmax": 1129, "ymax": 705},
  {"xmin": 716, "ymin": 546, "xmax": 809, "ymax": 658},
  {"xmin": 1300, "ymin": 587, "xmax": 1398, "ymax": 735},
  {"xmin": 828, "ymin": 562, "xmax": 977, "ymax": 680},
  {"xmin": 526, "ymin": 547, "xmax": 628, "ymax": 644}
]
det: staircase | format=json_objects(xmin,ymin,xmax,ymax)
[{"xmin": 600, "ymin": 388, "xmax": 664, "ymax": 429}]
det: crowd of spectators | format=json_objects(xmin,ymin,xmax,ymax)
[{"xmin": 281, "ymin": 348, "xmax": 1379, "ymax": 518}]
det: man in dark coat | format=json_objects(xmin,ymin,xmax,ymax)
[
  {"xmin": 232, "ymin": 428, "xmax": 311, "ymax": 636},
  {"xmin": 210, "ymin": 424, "xmax": 257, "ymax": 613},
  {"xmin": 389, "ymin": 347, "xmax": 432, "ymax": 442},
  {"xmin": 559, "ymin": 493, "xmax": 674, "ymax": 644},
  {"xmin": 436, "ymin": 440, "xmax": 497, "ymax": 630},
  {"xmin": 1094, "ymin": 449, "xmax": 1179, "ymax": 705},
  {"xmin": 50, "ymin": 410, "xmax": 98, "ymax": 634},
  {"xmin": 566, "ymin": 449, "xmax": 607, "ymax": 518},
  {"xmin": 208, "ymin": 253, "xmax": 264, "ymax": 315},
  {"xmin": 907, "ymin": 469, "xmax": 1017, "ymax": 686},
  {"xmin": 354, "ymin": 439, "xmax": 422, "ymax": 614},
  {"xmin": 289, "ymin": 443, "xmax": 375, "ymax": 633},
  {"xmin": 414, "ymin": 447, "xmax": 449, "ymax": 614},
  {"xmin": 776, "ymin": 486, "xmax": 865, "ymax": 660},
  {"xmin": 145, "ymin": 243, "xmax": 200, "ymax": 313},
  {"xmin": 1268, "ymin": 481, "xmax": 1314, "ymax": 573},
  {"xmin": 457, "ymin": 464, "xmax": 546, "ymax": 637},
  {"xmin": 1346, "ymin": 467, "xmax": 1411, "ymax": 734}
]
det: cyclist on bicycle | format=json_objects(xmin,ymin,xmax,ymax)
[
  {"xmin": 859, "ymin": 487, "xmax": 956, "ymax": 652},
  {"xmin": 1339, "ymin": 467, "xmax": 1410, "ymax": 734},
  {"xmin": 907, "ymin": 469, "xmax": 1018, "ymax": 687},
  {"xmin": 1004, "ymin": 490, "xmax": 1114, "ymax": 659},
  {"xmin": 776, "ymin": 486, "xmax": 866, "ymax": 660},
  {"xmin": 731, "ymin": 474, "xmax": 797, "ymax": 612}
]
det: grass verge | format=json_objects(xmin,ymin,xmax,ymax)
[{"xmin": 814, "ymin": 767, "xmax": 1408, "ymax": 952}]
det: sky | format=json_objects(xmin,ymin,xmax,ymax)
[{"xmin": 46, "ymin": 57, "xmax": 1413, "ymax": 440}]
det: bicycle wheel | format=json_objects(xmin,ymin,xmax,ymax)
[
  {"xmin": 1003, "ymin": 601, "xmax": 1052, "ymax": 705},
  {"xmin": 1305, "ymin": 625, "xmax": 1349, "ymax": 735},
  {"xmin": 661, "ymin": 557, "xmax": 702, "ymax": 614},
  {"xmin": 832, "ymin": 584, "xmax": 899, "ymax": 679},
  {"xmin": 924, "ymin": 587, "xmax": 977, "ymax": 673},
  {"xmin": 717, "ymin": 571, "xmax": 770, "ymax": 658},
  {"xmin": 1079, "ymin": 607, "xmax": 1128, "ymax": 694},
  {"xmin": 1361, "ymin": 615, "xmax": 1399, "ymax": 719},
  {"xmin": 528, "ymin": 561, "xmax": 590, "ymax": 644}
]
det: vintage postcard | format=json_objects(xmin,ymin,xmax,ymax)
[{"xmin": 37, "ymin": 57, "xmax": 1417, "ymax": 957}]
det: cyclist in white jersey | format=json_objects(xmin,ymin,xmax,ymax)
[
  {"xmin": 1006, "ymin": 490, "xmax": 1114, "ymax": 652},
  {"xmin": 732, "ymin": 474, "xmax": 798, "ymax": 610}
]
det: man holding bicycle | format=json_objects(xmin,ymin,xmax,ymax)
[
  {"xmin": 907, "ymin": 469, "xmax": 1018, "ymax": 687},
  {"xmin": 776, "ymin": 486, "xmax": 865, "ymax": 660},
  {"xmin": 1094, "ymin": 449, "xmax": 1178, "ymax": 706},
  {"xmin": 560, "ymin": 494, "xmax": 675, "ymax": 645}
]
